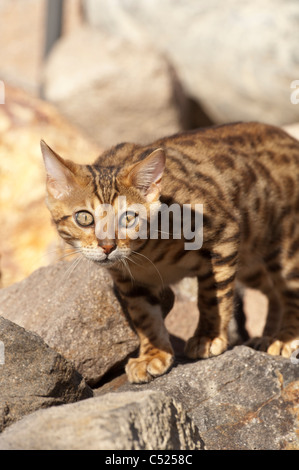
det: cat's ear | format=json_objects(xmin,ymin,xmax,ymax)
[
  {"xmin": 125, "ymin": 148, "xmax": 166, "ymax": 202},
  {"xmin": 40, "ymin": 140, "xmax": 77, "ymax": 199}
]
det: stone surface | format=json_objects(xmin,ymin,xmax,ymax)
[
  {"xmin": 85, "ymin": 0, "xmax": 299, "ymax": 126},
  {"xmin": 115, "ymin": 346, "xmax": 299, "ymax": 450},
  {"xmin": 1, "ymin": 316, "xmax": 298, "ymax": 449},
  {"xmin": 284, "ymin": 123, "xmax": 299, "ymax": 141},
  {"xmin": 0, "ymin": 260, "xmax": 139, "ymax": 386},
  {"xmin": 0, "ymin": 391, "xmax": 201, "ymax": 450},
  {"xmin": 43, "ymin": 26, "xmax": 182, "ymax": 147},
  {"xmin": 0, "ymin": 316, "xmax": 92, "ymax": 432}
]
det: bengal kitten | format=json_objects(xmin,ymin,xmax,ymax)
[{"xmin": 41, "ymin": 122, "xmax": 299, "ymax": 383}]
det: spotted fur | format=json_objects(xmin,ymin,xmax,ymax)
[{"xmin": 41, "ymin": 122, "xmax": 299, "ymax": 383}]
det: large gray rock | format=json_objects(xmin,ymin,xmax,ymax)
[
  {"xmin": 43, "ymin": 26, "xmax": 182, "ymax": 147},
  {"xmin": 284, "ymin": 122, "xmax": 299, "ymax": 141},
  {"xmin": 0, "ymin": 316, "xmax": 92, "ymax": 432},
  {"xmin": 0, "ymin": 260, "xmax": 139, "ymax": 386},
  {"xmin": 0, "ymin": 391, "xmax": 202, "ymax": 450},
  {"xmin": 115, "ymin": 346, "xmax": 299, "ymax": 450},
  {"xmin": 84, "ymin": 0, "xmax": 299, "ymax": 126}
]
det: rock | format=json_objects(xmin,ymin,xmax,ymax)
[
  {"xmin": 0, "ymin": 391, "xmax": 201, "ymax": 450},
  {"xmin": 84, "ymin": 0, "xmax": 299, "ymax": 126},
  {"xmin": 283, "ymin": 123, "xmax": 299, "ymax": 141},
  {"xmin": 0, "ymin": 260, "xmax": 139, "ymax": 386},
  {"xmin": 0, "ymin": 84, "xmax": 100, "ymax": 288},
  {"xmin": 165, "ymin": 278, "xmax": 198, "ymax": 349},
  {"xmin": 115, "ymin": 346, "xmax": 299, "ymax": 450},
  {"xmin": 1, "ymin": 319, "xmax": 297, "ymax": 449},
  {"xmin": 0, "ymin": 316, "xmax": 92, "ymax": 432},
  {"xmin": 42, "ymin": 26, "xmax": 182, "ymax": 148}
]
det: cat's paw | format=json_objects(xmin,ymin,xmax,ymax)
[
  {"xmin": 125, "ymin": 351, "xmax": 174, "ymax": 383},
  {"xmin": 267, "ymin": 337, "xmax": 299, "ymax": 358},
  {"xmin": 185, "ymin": 335, "xmax": 228, "ymax": 359}
]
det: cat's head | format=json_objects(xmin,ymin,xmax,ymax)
[{"xmin": 40, "ymin": 140, "xmax": 165, "ymax": 267}]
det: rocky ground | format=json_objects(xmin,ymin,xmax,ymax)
[{"xmin": 0, "ymin": 259, "xmax": 298, "ymax": 450}]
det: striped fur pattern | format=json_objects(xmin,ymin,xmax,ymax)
[{"xmin": 41, "ymin": 122, "xmax": 299, "ymax": 383}]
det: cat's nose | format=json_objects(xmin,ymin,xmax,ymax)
[{"xmin": 99, "ymin": 243, "xmax": 116, "ymax": 255}]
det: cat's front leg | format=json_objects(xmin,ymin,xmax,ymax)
[{"xmin": 114, "ymin": 279, "xmax": 174, "ymax": 383}]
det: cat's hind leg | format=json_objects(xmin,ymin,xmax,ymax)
[
  {"xmin": 240, "ymin": 263, "xmax": 283, "ymax": 352},
  {"xmin": 267, "ymin": 286, "xmax": 299, "ymax": 357},
  {"xmin": 185, "ymin": 245, "xmax": 238, "ymax": 359},
  {"xmin": 264, "ymin": 240, "xmax": 299, "ymax": 358}
]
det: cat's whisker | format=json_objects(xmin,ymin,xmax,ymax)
[
  {"xmin": 125, "ymin": 255, "xmax": 142, "ymax": 268},
  {"xmin": 32, "ymin": 248, "xmax": 81, "ymax": 264},
  {"xmin": 37, "ymin": 252, "xmax": 84, "ymax": 301},
  {"xmin": 24, "ymin": 249, "xmax": 82, "ymax": 285},
  {"xmin": 150, "ymin": 229, "xmax": 171, "ymax": 237},
  {"xmin": 41, "ymin": 243, "xmax": 76, "ymax": 255},
  {"xmin": 37, "ymin": 248, "xmax": 61, "ymax": 258},
  {"xmin": 70, "ymin": 254, "xmax": 84, "ymax": 279},
  {"xmin": 87, "ymin": 258, "xmax": 92, "ymax": 284},
  {"xmin": 62, "ymin": 254, "xmax": 83, "ymax": 282},
  {"xmin": 56, "ymin": 250, "xmax": 82, "ymax": 262},
  {"xmin": 131, "ymin": 250, "xmax": 164, "ymax": 288},
  {"xmin": 121, "ymin": 258, "xmax": 135, "ymax": 283}
]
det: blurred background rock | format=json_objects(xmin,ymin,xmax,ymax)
[
  {"xmin": 1, "ymin": 0, "xmax": 299, "ymax": 338},
  {"xmin": 83, "ymin": 0, "xmax": 299, "ymax": 129},
  {"xmin": 1, "ymin": 0, "xmax": 299, "ymax": 147}
]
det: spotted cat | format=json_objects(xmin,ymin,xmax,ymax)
[{"xmin": 41, "ymin": 122, "xmax": 299, "ymax": 383}]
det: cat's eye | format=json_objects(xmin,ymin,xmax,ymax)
[
  {"xmin": 119, "ymin": 211, "xmax": 138, "ymax": 228},
  {"xmin": 75, "ymin": 211, "xmax": 94, "ymax": 227}
]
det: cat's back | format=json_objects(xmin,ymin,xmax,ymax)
[
  {"xmin": 94, "ymin": 122, "xmax": 299, "ymax": 206},
  {"xmin": 95, "ymin": 122, "xmax": 299, "ymax": 169},
  {"xmin": 159, "ymin": 121, "xmax": 299, "ymax": 167},
  {"xmin": 163, "ymin": 122, "xmax": 299, "ymax": 197}
]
